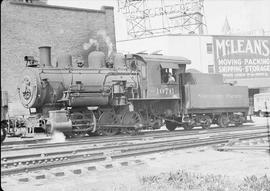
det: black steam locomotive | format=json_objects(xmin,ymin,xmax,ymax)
[{"xmin": 6, "ymin": 46, "xmax": 249, "ymax": 139}]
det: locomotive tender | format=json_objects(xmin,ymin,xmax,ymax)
[{"xmin": 16, "ymin": 46, "xmax": 249, "ymax": 137}]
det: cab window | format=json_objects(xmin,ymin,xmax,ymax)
[{"xmin": 161, "ymin": 67, "xmax": 176, "ymax": 84}]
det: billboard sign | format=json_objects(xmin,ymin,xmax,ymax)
[{"xmin": 213, "ymin": 36, "xmax": 270, "ymax": 80}]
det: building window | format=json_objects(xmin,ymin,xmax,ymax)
[
  {"xmin": 208, "ymin": 65, "xmax": 214, "ymax": 73},
  {"xmin": 206, "ymin": 43, "xmax": 213, "ymax": 54}
]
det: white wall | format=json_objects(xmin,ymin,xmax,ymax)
[
  {"xmin": 167, "ymin": 35, "xmax": 213, "ymax": 73},
  {"xmin": 117, "ymin": 35, "xmax": 170, "ymax": 55}
]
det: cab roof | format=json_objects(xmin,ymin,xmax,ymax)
[{"xmin": 126, "ymin": 53, "xmax": 191, "ymax": 65}]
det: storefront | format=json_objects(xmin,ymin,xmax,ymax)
[{"xmin": 212, "ymin": 36, "xmax": 270, "ymax": 110}]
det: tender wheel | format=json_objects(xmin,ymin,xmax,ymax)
[
  {"xmin": 99, "ymin": 111, "xmax": 120, "ymax": 136},
  {"xmin": 231, "ymin": 114, "xmax": 245, "ymax": 127},
  {"xmin": 182, "ymin": 123, "xmax": 193, "ymax": 130},
  {"xmin": 200, "ymin": 115, "xmax": 212, "ymax": 129},
  {"xmin": 218, "ymin": 114, "xmax": 230, "ymax": 128},
  {"xmin": 165, "ymin": 120, "xmax": 177, "ymax": 131},
  {"xmin": 234, "ymin": 122, "xmax": 243, "ymax": 127},
  {"xmin": 152, "ymin": 121, "xmax": 160, "ymax": 129},
  {"xmin": 122, "ymin": 111, "xmax": 142, "ymax": 134}
]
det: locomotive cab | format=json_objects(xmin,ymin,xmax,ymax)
[
  {"xmin": 125, "ymin": 54, "xmax": 189, "ymax": 99},
  {"xmin": 126, "ymin": 54, "xmax": 191, "ymax": 130}
]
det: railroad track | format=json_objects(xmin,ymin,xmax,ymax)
[
  {"xmin": 1, "ymin": 124, "xmax": 266, "ymax": 152},
  {"xmin": 1, "ymin": 128, "xmax": 269, "ymax": 176},
  {"xmin": 1, "ymin": 123, "xmax": 258, "ymax": 148}
]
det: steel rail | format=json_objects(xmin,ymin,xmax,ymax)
[
  {"xmin": 1, "ymin": 124, "xmax": 256, "ymax": 147},
  {"xmin": 1, "ymin": 132, "xmax": 268, "ymax": 176},
  {"xmin": 112, "ymin": 133, "xmax": 269, "ymax": 158},
  {"xmin": 1, "ymin": 124, "xmax": 266, "ymax": 152},
  {"xmin": 112, "ymin": 133, "xmax": 269, "ymax": 159},
  {"xmin": 1, "ymin": 128, "xmax": 267, "ymax": 162},
  {"xmin": 1, "ymin": 136, "xmax": 199, "ymax": 165}
]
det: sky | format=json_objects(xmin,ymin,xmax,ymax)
[{"xmin": 48, "ymin": 0, "xmax": 270, "ymax": 40}]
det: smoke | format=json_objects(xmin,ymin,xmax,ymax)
[
  {"xmin": 48, "ymin": 131, "xmax": 66, "ymax": 143},
  {"xmin": 83, "ymin": 39, "xmax": 99, "ymax": 51},
  {"xmin": 97, "ymin": 30, "xmax": 113, "ymax": 58},
  {"xmin": 83, "ymin": 30, "xmax": 114, "ymax": 58}
]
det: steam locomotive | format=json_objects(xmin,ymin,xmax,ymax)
[{"xmin": 4, "ymin": 46, "xmax": 249, "ymax": 140}]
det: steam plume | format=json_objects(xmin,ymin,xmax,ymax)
[
  {"xmin": 97, "ymin": 30, "xmax": 113, "ymax": 58},
  {"xmin": 83, "ymin": 39, "xmax": 99, "ymax": 51},
  {"xmin": 83, "ymin": 30, "xmax": 114, "ymax": 58}
]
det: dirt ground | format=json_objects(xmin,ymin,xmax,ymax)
[
  {"xmin": 2, "ymin": 140, "xmax": 270, "ymax": 191},
  {"xmin": 2, "ymin": 116, "xmax": 270, "ymax": 191}
]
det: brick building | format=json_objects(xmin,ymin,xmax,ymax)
[{"xmin": 1, "ymin": 0, "xmax": 116, "ymax": 115}]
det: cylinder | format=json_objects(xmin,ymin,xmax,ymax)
[
  {"xmin": 49, "ymin": 110, "xmax": 72, "ymax": 133},
  {"xmin": 39, "ymin": 46, "xmax": 52, "ymax": 67}
]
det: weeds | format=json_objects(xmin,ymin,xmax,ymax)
[
  {"xmin": 139, "ymin": 170, "xmax": 270, "ymax": 191},
  {"xmin": 239, "ymin": 175, "xmax": 270, "ymax": 191}
]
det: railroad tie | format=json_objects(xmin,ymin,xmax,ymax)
[
  {"xmin": 18, "ymin": 177, "xmax": 29, "ymax": 182},
  {"xmin": 53, "ymin": 172, "xmax": 65, "ymax": 177},
  {"xmin": 71, "ymin": 169, "xmax": 82, "ymax": 174},
  {"xmin": 120, "ymin": 161, "xmax": 128, "ymax": 166},
  {"xmin": 87, "ymin": 166, "xmax": 96, "ymax": 171},
  {"xmin": 104, "ymin": 164, "xmax": 113, "ymax": 169},
  {"xmin": 35, "ymin": 174, "xmax": 46, "ymax": 180}
]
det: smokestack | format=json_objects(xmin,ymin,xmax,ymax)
[{"xmin": 39, "ymin": 46, "xmax": 52, "ymax": 67}]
